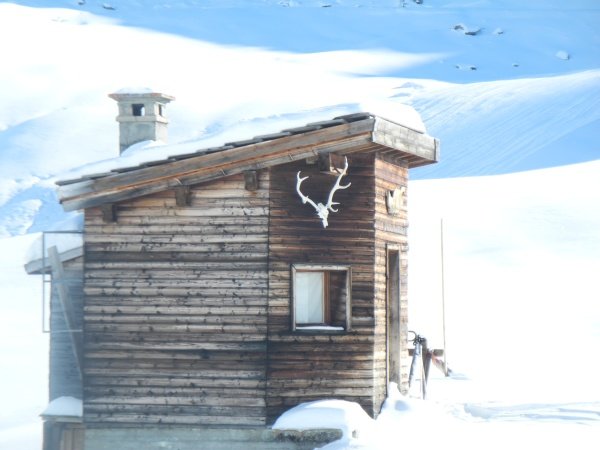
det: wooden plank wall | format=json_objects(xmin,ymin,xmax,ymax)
[
  {"xmin": 373, "ymin": 156, "xmax": 410, "ymax": 408},
  {"xmin": 50, "ymin": 257, "xmax": 84, "ymax": 400},
  {"xmin": 266, "ymin": 155, "xmax": 378, "ymax": 422},
  {"xmin": 82, "ymin": 171, "xmax": 270, "ymax": 427}
]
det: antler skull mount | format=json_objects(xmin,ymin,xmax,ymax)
[{"xmin": 296, "ymin": 156, "xmax": 351, "ymax": 228}]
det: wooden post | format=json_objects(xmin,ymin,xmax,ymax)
[
  {"xmin": 174, "ymin": 186, "xmax": 192, "ymax": 206},
  {"xmin": 43, "ymin": 421, "xmax": 64, "ymax": 450},
  {"xmin": 318, "ymin": 153, "xmax": 346, "ymax": 174},
  {"xmin": 101, "ymin": 203, "xmax": 116, "ymax": 222},
  {"xmin": 440, "ymin": 218, "xmax": 448, "ymax": 376},
  {"xmin": 244, "ymin": 171, "xmax": 259, "ymax": 191},
  {"xmin": 421, "ymin": 338, "xmax": 432, "ymax": 399}
]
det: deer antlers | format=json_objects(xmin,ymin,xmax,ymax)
[{"xmin": 296, "ymin": 157, "xmax": 351, "ymax": 228}]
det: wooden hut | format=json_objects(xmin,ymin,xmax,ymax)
[{"xmin": 36, "ymin": 94, "xmax": 438, "ymax": 449}]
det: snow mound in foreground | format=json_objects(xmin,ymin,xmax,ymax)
[{"xmin": 272, "ymin": 399, "xmax": 374, "ymax": 440}]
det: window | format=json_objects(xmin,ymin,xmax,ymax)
[
  {"xmin": 132, "ymin": 103, "xmax": 145, "ymax": 116},
  {"xmin": 291, "ymin": 264, "xmax": 351, "ymax": 331}
]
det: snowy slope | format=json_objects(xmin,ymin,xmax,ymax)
[
  {"xmin": 0, "ymin": 1, "xmax": 599, "ymax": 449},
  {"xmin": 12, "ymin": 1, "xmax": 600, "ymax": 81},
  {"xmin": 0, "ymin": 1, "xmax": 599, "ymax": 235},
  {"xmin": 410, "ymin": 70, "xmax": 600, "ymax": 177},
  {"xmin": 409, "ymin": 160, "xmax": 600, "ymax": 403}
]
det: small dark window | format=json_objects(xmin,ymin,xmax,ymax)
[
  {"xmin": 132, "ymin": 104, "xmax": 145, "ymax": 116},
  {"xmin": 158, "ymin": 104, "xmax": 164, "ymax": 116}
]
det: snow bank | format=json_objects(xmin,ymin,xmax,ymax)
[
  {"xmin": 272, "ymin": 399, "xmax": 374, "ymax": 440},
  {"xmin": 312, "ymin": 383, "xmax": 600, "ymax": 450}
]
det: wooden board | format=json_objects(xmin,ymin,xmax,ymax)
[{"xmin": 82, "ymin": 171, "xmax": 270, "ymax": 427}]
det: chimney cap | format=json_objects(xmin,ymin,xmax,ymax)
[{"xmin": 108, "ymin": 89, "xmax": 175, "ymax": 102}]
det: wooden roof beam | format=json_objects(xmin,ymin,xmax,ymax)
[
  {"xmin": 58, "ymin": 116, "xmax": 438, "ymax": 211},
  {"xmin": 372, "ymin": 116, "xmax": 439, "ymax": 163},
  {"xmin": 59, "ymin": 126, "xmax": 375, "ymax": 211}
]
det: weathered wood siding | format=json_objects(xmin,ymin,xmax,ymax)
[
  {"xmin": 82, "ymin": 171, "xmax": 270, "ymax": 426},
  {"xmin": 50, "ymin": 257, "xmax": 84, "ymax": 400},
  {"xmin": 373, "ymin": 156, "xmax": 410, "ymax": 408},
  {"xmin": 266, "ymin": 155, "xmax": 379, "ymax": 421}
]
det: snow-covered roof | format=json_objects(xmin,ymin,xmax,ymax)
[
  {"xmin": 56, "ymin": 112, "xmax": 438, "ymax": 211},
  {"xmin": 40, "ymin": 396, "xmax": 83, "ymax": 421},
  {"xmin": 113, "ymin": 87, "xmax": 155, "ymax": 94},
  {"xmin": 24, "ymin": 214, "xmax": 84, "ymax": 273}
]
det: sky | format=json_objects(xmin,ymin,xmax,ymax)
[{"xmin": 0, "ymin": 1, "xmax": 598, "ymax": 449}]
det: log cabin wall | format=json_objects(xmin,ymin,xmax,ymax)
[
  {"xmin": 82, "ymin": 171, "xmax": 270, "ymax": 427},
  {"xmin": 373, "ymin": 156, "xmax": 410, "ymax": 408},
  {"xmin": 266, "ymin": 154, "xmax": 379, "ymax": 422}
]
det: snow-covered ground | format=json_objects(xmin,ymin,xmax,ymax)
[
  {"xmin": 275, "ymin": 383, "xmax": 599, "ymax": 450},
  {"xmin": 0, "ymin": 1, "xmax": 598, "ymax": 449},
  {"xmin": 0, "ymin": 234, "xmax": 47, "ymax": 450},
  {"xmin": 410, "ymin": 161, "xmax": 600, "ymax": 402}
]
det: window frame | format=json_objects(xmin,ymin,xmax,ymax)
[{"xmin": 291, "ymin": 264, "xmax": 352, "ymax": 332}]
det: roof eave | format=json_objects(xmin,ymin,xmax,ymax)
[
  {"xmin": 372, "ymin": 116, "xmax": 439, "ymax": 165},
  {"xmin": 59, "ymin": 116, "xmax": 437, "ymax": 212},
  {"xmin": 24, "ymin": 245, "xmax": 84, "ymax": 275}
]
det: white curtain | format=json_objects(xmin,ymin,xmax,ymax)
[{"xmin": 295, "ymin": 272, "xmax": 324, "ymax": 324}]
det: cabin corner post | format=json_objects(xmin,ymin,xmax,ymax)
[{"xmin": 373, "ymin": 156, "xmax": 410, "ymax": 409}]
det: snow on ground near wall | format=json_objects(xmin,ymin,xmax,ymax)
[
  {"xmin": 0, "ymin": 234, "xmax": 46, "ymax": 450},
  {"xmin": 275, "ymin": 383, "xmax": 600, "ymax": 450},
  {"xmin": 273, "ymin": 399, "xmax": 374, "ymax": 440},
  {"xmin": 408, "ymin": 160, "xmax": 600, "ymax": 404}
]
